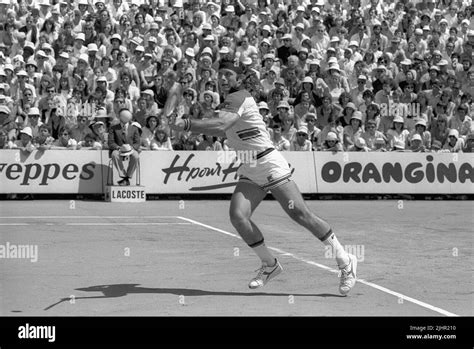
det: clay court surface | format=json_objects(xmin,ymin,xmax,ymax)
[{"xmin": 0, "ymin": 199, "xmax": 472, "ymax": 317}]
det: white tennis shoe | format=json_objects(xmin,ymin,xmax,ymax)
[
  {"xmin": 248, "ymin": 259, "xmax": 283, "ymax": 289},
  {"xmin": 339, "ymin": 254, "xmax": 357, "ymax": 295}
]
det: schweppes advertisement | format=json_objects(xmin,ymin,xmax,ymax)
[{"xmin": 0, "ymin": 150, "xmax": 103, "ymax": 193}]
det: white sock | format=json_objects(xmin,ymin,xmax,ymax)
[
  {"xmin": 322, "ymin": 230, "xmax": 350, "ymax": 268},
  {"xmin": 250, "ymin": 240, "xmax": 276, "ymax": 266}
]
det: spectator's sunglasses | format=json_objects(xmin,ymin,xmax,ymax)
[
  {"xmin": 306, "ymin": 119, "xmax": 315, "ymax": 123},
  {"xmin": 297, "ymin": 133, "xmax": 307, "ymax": 137}
]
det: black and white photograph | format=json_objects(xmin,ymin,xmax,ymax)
[{"xmin": 0, "ymin": 0, "xmax": 472, "ymax": 346}]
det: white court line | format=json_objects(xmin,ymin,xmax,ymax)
[
  {"xmin": 0, "ymin": 216, "xmax": 178, "ymax": 219},
  {"xmin": 66, "ymin": 223, "xmax": 191, "ymax": 226},
  {"xmin": 176, "ymin": 216, "xmax": 459, "ymax": 317},
  {"xmin": 0, "ymin": 223, "xmax": 30, "ymax": 226}
]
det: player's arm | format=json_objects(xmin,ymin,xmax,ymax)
[{"xmin": 171, "ymin": 110, "xmax": 240, "ymax": 137}]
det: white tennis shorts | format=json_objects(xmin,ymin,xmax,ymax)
[{"xmin": 238, "ymin": 149, "xmax": 293, "ymax": 192}]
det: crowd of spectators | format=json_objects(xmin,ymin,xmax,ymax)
[{"xmin": 0, "ymin": 0, "xmax": 473, "ymax": 153}]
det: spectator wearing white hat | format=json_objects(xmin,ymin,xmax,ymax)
[
  {"xmin": 292, "ymin": 22, "xmax": 310, "ymax": 51},
  {"xmin": 387, "ymin": 115, "xmax": 410, "ymax": 150},
  {"xmin": 407, "ymin": 118, "xmax": 431, "ymax": 148},
  {"xmin": 442, "ymin": 129, "xmax": 465, "ymax": 152},
  {"xmin": 321, "ymin": 131, "xmax": 343, "ymax": 152},
  {"xmin": 221, "ymin": 5, "xmax": 239, "ymax": 29},
  {"xmin": 8, "ymin": 127, "xmax": 36, "ymax": 152},
  {"xmin": 73, "ymin": 33, "xmax": 88, "ymax": 58},
  {"xmin": 343, "ymin": 110, "xmax": 364, "ymax": 149},
  {"xmin": 291, "ymin": 124, "xmax": 313, "ymax": 151},
  {"xmin": 347, "ymin": 137, "xmax": 371, "ymax": 152},
  {"xmin": 257, "ymin": 101, "xmax": 272, "ymax": 132},
  {"xmin": 23, "ymin": 107, "xmax": 44, "ymax": 139}
]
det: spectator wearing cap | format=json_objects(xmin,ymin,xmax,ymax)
[
  {"xmin": 343, "ymin": 110, "xmax": 364, "ymax": 149},
  {"xmin": 11, "ymin": 70, "xmax": 37, "ymax": 102},
  {"xmin": 408, "ymin": 118, "xmax": 431, "ymax": 150},
  {"xmin": 90, "ymin": 119, "xmax": 109, "ymax": 148},
  {"xmin": 23, "ymin": 107, "xmax": 43, "ymax": 139},
  {"xmin": 387, "ymin": 115, "xmax": 410, "ymax": 150},
  {"xmin": 257, "ymin": 101, "xmax": 272, "ymax": 131},
  {"xmin": 290, "ymin": 124, "xmax": 313, "ymax": 151},
  {"xmin": 221, "ymin": 5, "xmax": 239, "ymax": 30},
  {"xmin": 210, "ymin": 13, "xmax": 225, "ymax": 38},
  {"xmin": 73, "ymin": 33, "xmax": 88, "ymax": 58},
  {"xmin": 142, "ymin": 89, "xmax": 159, "ymax": 117},
  {"xmin": 321, "ymin": 131, "xmax": 343, "ymax": 152},
  {"xmin": 347, "ymin": 137, "xmax": 371, "ymax": 152},
  {"xmin": 410, "ymin": 28, "xmax": 428, "ymax": 55},
  {"xmin": 350, "ymin": 74, "xmax": 368, "ymax": 107},
  {"xmin": 176, "ymin": 87, "xmax": 197, "ymax": 119},
  {"xmin": 277, "ymin": 33, "xmax": 298, "ymax": 66},
  {"xmin": 407, "ymin": 133, "xmax": 426, "ymax": 152},
  {"xmin": 294, "ymin": 75, "xmax": 322, "ymax": 108},
  {"xmin": 8, "ymin": 127, "xmax": 36, "ymax": 152},
  {"xmin": 442, "ymin": 129, "xmax": 465, "ymax": 152},
  {"xmin": 193, "ymin": 90, "xmax": 219, "ymax": 120}
]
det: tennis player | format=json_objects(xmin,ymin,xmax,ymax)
[{"xmin": 170, "ymin": 63, "xmax": 357, "ymax": 295}]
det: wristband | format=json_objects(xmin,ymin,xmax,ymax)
[{"xmin": 183, "ymin": 119, "xmax": 192, "ymax": 132}]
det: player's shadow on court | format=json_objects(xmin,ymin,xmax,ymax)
[{"xmin": 44, "ymin": 283, "xmax": 344, "ymax": 310}]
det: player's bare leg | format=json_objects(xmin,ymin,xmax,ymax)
[
  {"xmin": 271, "ymin": 180, "xmax": 357, "ymax": 295},
  {"xmin": 229, "ymin": 181, "xmax": 283, "ymax": 289}
]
